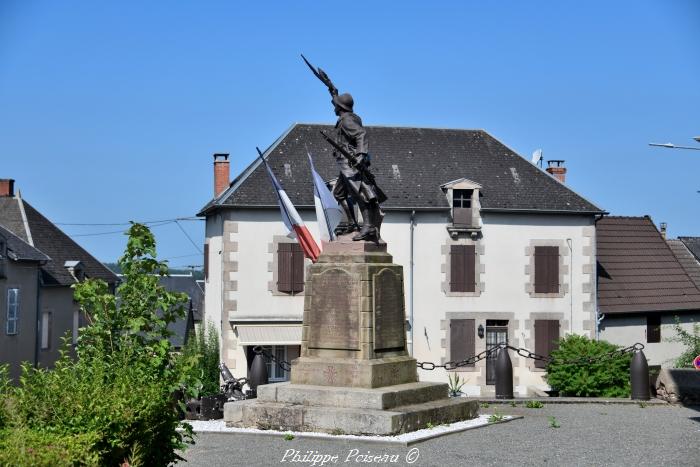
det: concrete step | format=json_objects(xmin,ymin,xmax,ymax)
[{"xmin": 257, "ymin": 381, "xmax": 450, "ymax": 410}]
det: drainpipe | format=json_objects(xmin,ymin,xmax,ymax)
[
  {"xmin": 34, "ymin": 266, "xmax": 43, "ymax": 368},
  {"xmin": 409, "ymin": 210, "xmax": 416, "ymax": 355},
  {"xmin": 566, "ymin": 238, "xmax": 573, "ymax": 334}
]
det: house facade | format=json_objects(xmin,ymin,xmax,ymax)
[
  {"xmin": 597, "ymin": 216, "xmax": 700, "ymax": 368},
  {"xmin": 199, "ymin": 124, "xmax": 604, "ymax": 395},
  {"xmin": 0, "ymin": 179, "xmax": 118, "ymax": 381}
]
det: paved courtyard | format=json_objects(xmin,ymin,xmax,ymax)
[{"xmin": 178, "ymin": 403, "xmax": 700, "ymax": 467}]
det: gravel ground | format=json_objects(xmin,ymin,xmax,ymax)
[{"xmin": 177, "ymin": 404, "xmax": 700, "ymax": 467}]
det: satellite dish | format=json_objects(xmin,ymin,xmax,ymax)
[{"xmin": 531, "ymin": 149, "xmax": 543, "ymax": 167}]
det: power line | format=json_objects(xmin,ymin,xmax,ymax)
[
  {"xmin": 67, "ymin": 220, "xmax": 175, "ymax": 237},
  {"xmin": 55, "ymin": 216, "xmax": 202, "ymax": 226},
  {"xmin": 174, "ymin": 220, "xmax": 203, "ymax": 254}
]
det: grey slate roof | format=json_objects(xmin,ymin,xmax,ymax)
[
  {"xmin": 0, "ymin": 195, "xmax": 118, "ymax": 286},
  {"xmin": 667, "ymin": 239, "xmax": 700, "ymax": 289},
  {"xmin": 597, "ymin": 216, "xmax": 700, "ymax": 314},
  {"xmin": 0, "ymin": 224, "xmax": 50, "ymax": 262},
  {"xmin": 199, "ymin": 124, "xmax": 603, "ymax": 215},
  {"xmin": 679, "ymin": 237, "xmax": 700, "ymax": 262},
  {"xmin": 159, "ymin": 275, "xmax": 204, "ymax": 321}
]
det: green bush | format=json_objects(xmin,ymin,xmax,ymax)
[
  {"xmin": 545, "ymin": 334, "xmax": 632, "ymax": 397},
  {"xmin": 183, "ymin": 321, "xmax": 221, "ymax": 397},
  {"xmin": 667, "ymin": 317, "xmax": 700, "ymax": 368},
  {"xmin": 0, "ymin": 224, "xmax": 197, "ymax": 466}
]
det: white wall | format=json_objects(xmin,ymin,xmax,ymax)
[
  {"xmin": 206, "ymin": 207, "xmax": 596, "ymax": 392},
  {"xmin": 600, "ymin": 313, "xmax": 700, "ymax": 367}
]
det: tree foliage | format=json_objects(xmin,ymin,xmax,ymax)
[
  {"xmin": 667, "ymin": 317, "xmax": 700, "ymax": 368},
  {"xmin": 545, "ymin": 334, "xmax": 632, "ymax": 397},
  {"xmin": 0, "ymin": 223, "xmax": 198, "ymax": 466},
  {"xmin": 183, "ymin": 321, "xmax": 221, "ymax": 397}
]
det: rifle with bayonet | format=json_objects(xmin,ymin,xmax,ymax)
[
  {"xmin": 301, "ymin": 54, "xmax": 338, "ymax": 97},
  {"xmin": 319, "ymin": 130, "xmax": 387, "ymax": 204}
]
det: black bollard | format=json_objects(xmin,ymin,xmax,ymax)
[
  {"xmin": 630, "ymin": 349, "xmax": 650, "ymax": 400},
  {"xmin": 495, "ymin": 347, "xmax": 514, "ymax": 399},
  {"xmin": 249, "ymin": 353, "xmax": 269, "ymax": 393}
]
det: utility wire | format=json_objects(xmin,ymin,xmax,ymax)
[
  {"xmin": 55, "ymin": 216, "xmax": 202, "ymax": 226},
  {"xmin": 67, "ymin": 220, "xmax": 174, "ymax": 237},
  {"xmin": 174, "ymin": 220, "xmax": 203, "ymax": 254}
]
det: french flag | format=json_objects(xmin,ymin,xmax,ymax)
[
  {"xmin": 258, "ymin": 148, "xmax": 320, "ymax": 262},
  {"xmin": 307, "ymin": 151, "xmax": 343, "ymax": 244}
]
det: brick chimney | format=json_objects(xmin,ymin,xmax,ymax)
[
  {"xmin": 213, "ymin": 153, "xmax": 230, "ymax": 197},
  {"xmin": 546, "ymin": 160, "xmax": 567, "ymax": 183},
  {"xmin": 660, "ymin": 222, "xmax": 667, "ymax": 239},
  {"xmin": 0, "ymin": 179, "xmax": 15, "ymax": 197}
]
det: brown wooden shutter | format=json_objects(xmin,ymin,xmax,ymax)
[
  {"xmin": 535, "ymin": 246, "xmax": 559, "ymax": 293},
  {"xmin": 534, "ymin": 319, "xmax": 560, "ymax": 368},
  {"xmin": 291, "ymin": 243, "xmax": 305, "ymax": 294},
  {"xmin": 203, "ymin": 243, "xmax": 209, "ymax": 281},
  {"xmin": 647, "ymin": 315, "xmax": 661, "ymax": 343},
  {"xmin": 450, "ymin": 245, "xmax": 476, "ymax": 293},
  {"xmin": 277, "ymin": 243, "xmax": 293, "ymax": 293},
  {"xmin": 450, "ymin": 319, "xmax": 475, "ymax": 367}
]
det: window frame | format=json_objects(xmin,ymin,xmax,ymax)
[
  {"xmin": 6, "ymin": 287, "xmax": 19, "ymax": 335},
  {"xmin": 41, "ymin": 310, "xmax": 53, "ymax": 350}
]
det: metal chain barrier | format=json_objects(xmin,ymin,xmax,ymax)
[
  {"xmin": 415, "ymin": 342, "xmax": 645, "ymax": 370},
  {"xmin": 252, "ymin": 345, "xmax": 292, "ymax": 372}
]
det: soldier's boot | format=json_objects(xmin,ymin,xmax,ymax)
[
  {"xmin": 336, "ymin": 200, "xmax": 360, "ymax": 235},
  {"xmin": 353, "ymin": 205, "xmax": 378, "ymax": 242}
]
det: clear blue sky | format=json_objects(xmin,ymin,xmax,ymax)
[{"xmin": 1, "ymin": 1, "xmax": 698, "ymax": 265}]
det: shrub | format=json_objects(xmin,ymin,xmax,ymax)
[
  {"xmin": 667, "ymin": 317, "xmax": 700, "ymax": 368},
  {"xmin": 545, "ymin": 334, "xmax": 631, "ymax": 397},
  {"xmin": 183, "ymin": 321, "xmax": 221, "ymax": 397},
  {"xmin": 0, "ymin": 224, "xmax": 197, "ymax": 465},
  {"xmin": 526, "ymin": 400, "xmax": 544, "ymax": 408}
]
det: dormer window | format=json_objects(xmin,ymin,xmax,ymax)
[
  {"xmin": 64, "ymin": 260, "xmax": 85, "ymax": 282},
  {"xmin": 441, "ymin": 178, "xmax": 482, "ymax": 239}
]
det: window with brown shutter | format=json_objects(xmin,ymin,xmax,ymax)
[
  {"xmin": 450, "ymin": 319, "xmax": 475, "ymax": 367},
  {"xmin": 534, "ymin": 246, "xmax": 559, "ymax": 293},
  {"xmin": 450, "ymin": 245, "xmax": 476, "ymax": 293},
  {"xmin": 534, "ymin": 320, "xmax": 560, "ymax": 368},
  {"xmin": 277, "ymin": 242, "xmax": 304, "ymax": 294},
  {"xmin": 203, "ymin": 243, "xmax": 209, "ymax": 281},
  {"xmin": 647, "ymin": 315, "xmax": 661, "ymax": 343}
]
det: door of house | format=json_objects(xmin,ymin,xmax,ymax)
[{"xmin": 485, "ymin": 321, "xmax": 508, "ymax": 385}]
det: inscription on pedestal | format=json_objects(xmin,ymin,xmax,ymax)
[
  {"xmin": 308, "ymin": 268, "xmax": 360, "ymax": 350},
  {"xmin": 373, "ymin": 268, "xmax": 406, "ymax": 351}
]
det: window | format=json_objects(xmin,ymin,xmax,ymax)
[
  {"xmin": 647, "ymin": 315, "xmax": 661, "ymax": 343},
  {"xmin": 41, "ymin": 311, "xmax": 52, "ymax": 350},
  {"xmin": 534, "ymin": 320, "xmax": 560, "ymax": 368},
  {"xmin": 277, "ymin": 243, "xmax": 304, "ymax": 294},
  {"xmin": 450, "ymin": 319, "xmax": 475, "ymax": 367},
  {"xmin": 450, "ymin": 245, "xmax": 476, "ymax": 292},
  {"xmin": 6, "ymin": 288, "xmax": 19, "ymax": 335},
  {"xmin": 534, "ymin": 246, "xmax": 559, "ymax": 293},
  {"xmin": 262, "ymin": 345, "xmax": 289, "ymax": 382},
  {"xmin": 452, "ymin": 189, "xmax": 473, "ymax": 226}
]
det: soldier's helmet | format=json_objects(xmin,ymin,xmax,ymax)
[{"xmin": 332, "ymin": 93, "xmax": 354, "ymax": 112}]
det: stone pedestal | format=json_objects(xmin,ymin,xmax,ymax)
[{"xmin": 225, "ymin": 235, "xmax": 478, "ymax": 435}]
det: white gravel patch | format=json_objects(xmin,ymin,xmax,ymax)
[{"xmin": 182, "ymin": 414, "xmax": 520, "ymax": 445}]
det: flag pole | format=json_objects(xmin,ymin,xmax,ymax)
[{"xmin": 307, "ymin": 148, "xmax": 335, "ymax": 241}]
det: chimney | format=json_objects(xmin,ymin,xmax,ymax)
[
  {"xmin": 660, "ymin": 222, "xmax": 667, "ymax": 239},
  {"xmin": 546, "ymin": 160, "xmax": 567, "ymax": 183},
  {"xmin": 213, "ymin": 153, "xmax": 230, "ymax": 197},
  {"xmin": 0, "ymin": 179, "xmax": 15, "ymax": 197}
]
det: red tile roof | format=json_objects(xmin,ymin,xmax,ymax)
[{"xmin": 596, "ymin": 216, "xmax": 700, "ymax": 314}]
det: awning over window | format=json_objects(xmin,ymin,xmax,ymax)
[{"xmin": 234, "ymin": 325, "xmax": 302, "ymax": 346}]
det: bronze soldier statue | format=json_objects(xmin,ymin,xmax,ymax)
[{"xmin": 302, "ymin": 55, "xmax": 386, "ymax": 242}]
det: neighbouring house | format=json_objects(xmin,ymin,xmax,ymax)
[
  {"xmin": 198, "ymin": 124, "xmax": 604, "ymax": 395},
  {"xmin": 0, "ymin": 179, "xmax": 118, "ymax": 381},
  {"xmin": 158, "ymin": 274, "xmax": 204, "ymax": 350},
  {"xmin": 597, "ymin": 216, "xmax": 700, "ymax": 368}
]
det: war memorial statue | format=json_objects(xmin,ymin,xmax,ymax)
[
  {"xmin": 302, "ymin": 54, "xmax": 386, "ymax": 242},
  {"xmin": 223, "ymin": 56, "xmax": 478, "ymax": 435}
]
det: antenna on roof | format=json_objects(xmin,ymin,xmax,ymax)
[{"xmin": 531, "ymin": 149, "xmax": 543, "ymax": 167}]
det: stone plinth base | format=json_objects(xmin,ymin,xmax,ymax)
[
  {"xmin": 290, "ymin": 355, "xmax": 418, "ymax": 388},
  {"xmin": 224, "ymin": 382, "xmax": 479, "ymax": 435}
]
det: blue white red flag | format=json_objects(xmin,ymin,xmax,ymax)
[
  {"xmin": 258, "ymin": 149, "xmax": 320, "ymax": 262},
  {"xmin": 307, "ymin": 151, "xmax": 343, "ymax": 244}
]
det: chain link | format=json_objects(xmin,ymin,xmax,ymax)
[
  {"xmin": 416, "ymin": 342, "xmax": 644, "ymax": 370},
  {"xmin": 252, "ymin": 345, "xmax": 292, "ymax": 372}
]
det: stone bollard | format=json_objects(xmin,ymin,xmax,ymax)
[
  {"xmin": 495, "ymin": 347, "xmax": 514, "ymax": 399},
  {"xmin": 630, "ymin": 349, "xmax": 650, "ymax": 400},
  {"xmin": 249, "ymin": 353, "xmax": 269, "ymax": 396}
]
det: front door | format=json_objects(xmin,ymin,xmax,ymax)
[{"xmin": 485, "ymin": 321, "xmax": 508, "ymax": 385}]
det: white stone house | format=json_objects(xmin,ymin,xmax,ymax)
[{"xmin": 198, "ymin": 124, "xmax": 604, "ymax": 395}]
